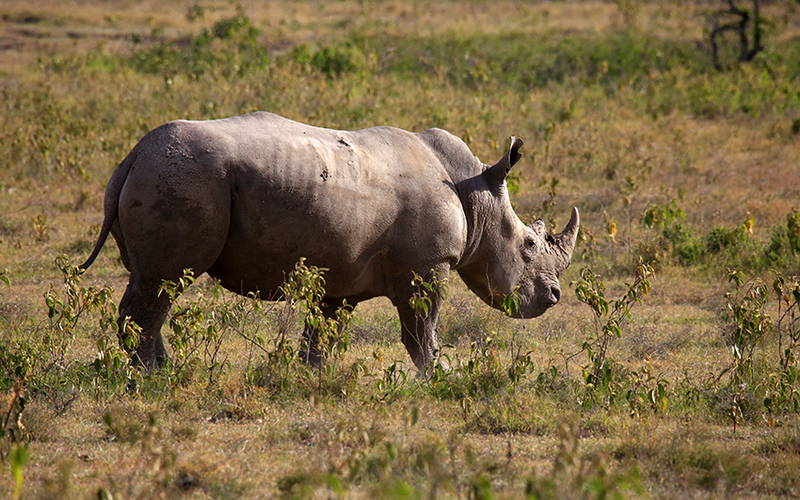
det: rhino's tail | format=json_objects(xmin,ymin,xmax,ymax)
[{"xmin": 79, "ymin": 151, "xmax": 137, "ymax": 271}]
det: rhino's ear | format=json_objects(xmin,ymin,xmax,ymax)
[{"xmin": 485, "ymin": 136, "xmax": 524, "ymax": 191}]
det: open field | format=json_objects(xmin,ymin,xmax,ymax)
[{"xmin": 1, "ymin": 1, "xmax": 800, "ymax": 498}]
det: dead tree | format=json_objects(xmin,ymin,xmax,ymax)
[{"xmin": 709, "ymin": 0, "xmax": 765, "ymax": 70}]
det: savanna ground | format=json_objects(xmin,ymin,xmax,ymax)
[{"xmin": 1, "ymin": 0, "xmax": 800, "ymax": 498}]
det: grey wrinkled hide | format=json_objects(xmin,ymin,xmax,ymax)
[{"xmin": 80, "ymin": 112, "xmax": 579, "ymax": 371}]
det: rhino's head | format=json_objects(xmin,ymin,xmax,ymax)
[{"xmin": 457, "ymin": 136, "xmax": 579, "ymax": 319}]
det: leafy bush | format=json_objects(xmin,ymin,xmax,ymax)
[
  {"xmin": 287, "ymin": 40, "xmax": 372, "ymax": 78},
  {"xmin": 128, "ymin": 9, "xmax": 268, "ymax": 79},
  {"xmin": 764, "ymin": 209, "xmax": 800, "ymax": 272},
  {"xmin": 242, "ymin": 259, "xmax": 359, "ymax": 400},
  {"xmin": 211, "ymin": 8, "xmax": 258, "ymax": 41},
  {"xmin": 714, "ymin": 270, "xmax": 800, "ymax": 426},
  {"xmin": 635, "ymin": 201, "xmax": 800, "ymax": 274},
  {"xmin": 425, "ymin": 337, "xmax": 523, "ymax": 401}
]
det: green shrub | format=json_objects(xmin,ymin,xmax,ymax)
[
  {"xmin": 706, "ymin": 226, "xmax": 748, "ymax": 254},
  {"xmin": 288, "ymin": 40, "xmax": 371, "ymax": 78},
  {"xmin": 211, "ymin": 8, "xmax": 258, "ymax": 41},
  {"xmin": 128, "ymin": 9, "xmax": 267, "ymax": 79},
  {"xmin": 764, "ymin": 209, "xmax": 800, "ymax": 273}
]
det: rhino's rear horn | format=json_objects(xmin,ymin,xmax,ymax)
[
  {"xmin": 554, "ymin": 207, "xmax": 580, "ymax": 273},
  {"xmin": 485, "ymin": 135, "xmax": 524, "ymax": 191}
]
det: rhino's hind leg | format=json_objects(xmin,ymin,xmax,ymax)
[{"xmin": 118, "ymin": 275, "xmax": 172, "ymax": 369}]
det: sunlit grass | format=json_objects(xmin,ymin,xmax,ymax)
[{"xmin": 2, "ymin": 1, "xmax": 800, "ymax": 498}]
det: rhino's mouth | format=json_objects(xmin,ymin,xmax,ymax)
[
  {"xmin": 501, "ymin": 278, "xmax": 562, "ymax": 319},
  {"xmin": 510, "ymin": 299, "xmax": 555, "ymax": 319}
]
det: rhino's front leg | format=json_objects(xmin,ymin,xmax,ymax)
[{"xmin": 396, "ymin": 296, "xmax": 446, "ymax": 374}]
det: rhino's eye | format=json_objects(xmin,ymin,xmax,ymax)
[{"xmin": 525, "ymin": 238, "xmax": 536, "ymax": 249}]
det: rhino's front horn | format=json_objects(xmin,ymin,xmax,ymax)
[{"xmin": 554, "ymin": 207, "xmax": 580, "ymax": 273}]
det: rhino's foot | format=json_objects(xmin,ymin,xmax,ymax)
[
  {"xmin": 130, "ymin": 351, "xmax": 169, "ymax": 371},
  {"xmin": 128, "ymin": 336, "xmax": 169, "ymax": 371},
  {"xmin": 412, "ymin": 356, "xmax": 451, "ymax": 381}
]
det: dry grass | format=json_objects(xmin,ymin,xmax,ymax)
[{"xmin": 2, "ymin": 0, "xmax": 800, "ymax": 498}]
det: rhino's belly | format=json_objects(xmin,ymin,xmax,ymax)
[
  {"xmin": 206, "ymin": 190, "xmax": 393, "ymax": 299},
  {"xmin": 207, "ymin": 242, "xmax": 385, "ymax": 300}
]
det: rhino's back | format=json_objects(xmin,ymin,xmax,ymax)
[{"xmin": 154, "ymin": 113, "xmax": 468, "ymax": 298}]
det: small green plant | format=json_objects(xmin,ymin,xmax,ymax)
[
  {"xmin": 723, "ymin": 270, "xmax": 771, "ymax": 384},
  {"xmin": 641, "ymin": 199, "xmax": 685, "ymax": 230},
  {"xmin": 243, "ymin": 259, "xmax": 359, "ymax": 399},
  {"xmin": 40, "ymin": 257, "xmax": 117, "ymax": 381},
  {"xmin": 500, "ymin": 290, "xmax": 521, "ymax": 317},
  {"xmin": 427, "ymin": 337, "xmax": 507, "ymax": 401},
  {"xmin": 773, "ymin": 274, "xmax": 800, "ymax": 373},
  {"xmin": 211, "ymin": 7, "xmax": 257, "ymax": 41},
  {"xmin": 638, "ymin": 199, "xmax": 688, "ymax": 268},
  {"xmin": 129, "ymin": 7, "xmax": 267, "ymax": 80},
  {"xmin": 8, "ymin": 443, "xmax": 28, "ymax": 500},
  {"xmin": 573, "ymin": 265, "xmax": 652, "ymax": 383},
  {"xmin": 30, "ymin": 213, "xmax": 48, "ymax": 242},
  {"xmin": 160, "ymin": 270, "xmax": 234, "ymax": 386},
  {"xmin": 289, "ymin": 39, "xmax": 372, "ymax": 79},
  {"xmin": 33, "ymin": 257, "xmax": 139, "ymax": 393},
  {"xmin": 185, "ymin": 3, "xmax": 205, "ymax": 23},
  {"xmin": 706, "ymin": 225, "xmax": 749, "ymax": 255},
  {"xmin": 625, "ymin": 362, "xmax": 670, "ymax": 418},
  {"xmin": 281, "ymin": 258, "xmax": 354, "ymax": 365},
  {"xmin": 424, "ymin": 334, "xmax": 539, "ymax": 405},
  {"xmin": 0, "ymin": 273, "xmax": 37, "ymax": 393},
  {"xmin": 375, "ymin": 362, "xmax": 409, "ymax": 400},
  {"xmin": 572, "ymin": 263, "xmax": 656, "ymax": 410}
]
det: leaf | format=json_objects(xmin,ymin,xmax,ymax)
[
  {"xmin": 605, "ymin": 216, "xmax": 617, "ymax": 243},
  {"xmin": 11, "ymin": 444, "xmax": 28, "ymax": 500},
  {"xmin": 501, "ymin": 292, "xmax": 520, "ymax": 317},
  {"xmin": 326, "ymin": 474, "xmax": 344, "ymax": 494},
  {"xmin": 743, "ymin": 211, "xmax": 754, "ymax": 236}
]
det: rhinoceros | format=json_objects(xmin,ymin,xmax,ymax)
[{"xmin": 80, "ymin": 112, "xmax": 579, "ymax": 371}]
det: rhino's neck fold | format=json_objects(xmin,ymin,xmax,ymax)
[{"xmin": 452, "ymin": 175, "xmax": 494, "ymax": 271}]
